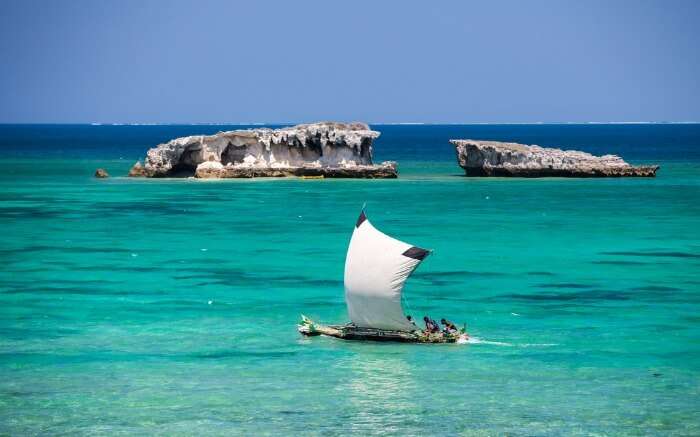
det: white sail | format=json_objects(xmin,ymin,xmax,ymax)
[{"xmin": 344, "ymin": 210, "xmax": 430, "ymax": 331}]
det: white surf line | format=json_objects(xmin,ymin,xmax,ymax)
[
  {"xmin": 465, "ymin": 337, "xmax": 557, "ymax": 347},
  {"xmin": 466, "ymin": 337, "xmax": 512, "ymax": 346}
]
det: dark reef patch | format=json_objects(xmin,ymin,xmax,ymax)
[
  {"xmin": 0, "ymin": 326, "xmax": 81, "ymax": 340},
  {"xmin": 499, "ymin": 283, "xmax": 696, "ymax": 304},
  {"xmin": 536, "ymin": 283, "xmax": 595, "ymax": 289},
  {"xmin": 527, "ymin": 271, "xmax": 555, "ymax": 276},
  {"xmin": 412, "ymin": 271, "xmax": 506, "ymax": 286},
  {"xmin": 0, "ymin": 245, "xmax": 134, "ymax": 256},
  {"xmin": 631, "ymin": 285, "xmax": 682, "ymax": 292},
  {"xmin": 93, "ymin": 201, "xmax": 201, "ymax": 216},
  {"xmin": 71, "ymin": 265, "xmax": 164, "ymax": 273},
  {"xmin": 278, "ymin": 410, "xmax": 305, "ymax": 416},
  {"xmin": 2, "ymin": 285, "xmax": 132, "ymax": 296},
  {"xmin": 413, "ymin": 270, "xmax": 506, "ymax": 279},
  {"xmin": 600, "ymin": 251, "xmax": 700, "ymax": 259},
  {"xmin": 591, "ymin": 260, "xmax": 650, "ymax": 266},
  {"xmin": 499, "ymin": 289, "xmax": 629, "ymax": 302},
  {"xmin": 173, "ymin": 268, "xmax": 340, "ymax": 289},
  {"xmin": 303, "ymin": 279, "xmax": 343, "ymax": 287},
  {"xmin": 0, "ymin": 207, "xmax": 64, "ymax": 220},
  {"xmin": 187, "ymin": 350, "xmax": 299, "ymax": 360},
  {"xmin": 167, "ymin": 258, "xmax": 234, "ymax": 265}
]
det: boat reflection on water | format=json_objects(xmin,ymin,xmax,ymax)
[{"xmin": 333, "ymin": 352, "xmax": 421, "ymax": 433}]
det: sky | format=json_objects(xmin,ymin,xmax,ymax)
[{"xmin": 1, "ymin": 0, "xmax": 699, "ymax": 123}]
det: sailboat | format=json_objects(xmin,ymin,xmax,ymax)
[{"xmin": 298, "ymin": 209, "xmax": 468, "ymax": 343}]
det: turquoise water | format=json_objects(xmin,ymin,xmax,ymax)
[{"xmin": 1, "ymin": 125, "xmax": 700, "ymax": 435}]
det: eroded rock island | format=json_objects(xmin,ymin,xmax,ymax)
[
  {"xmin": 451, "ymin": 139, "xmax": 659, "ymax": 177},
  {"xmin": 128, "ymin": 122, "xmax": 396, "ymax": 179}
]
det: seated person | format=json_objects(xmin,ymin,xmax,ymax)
[
  {"xmin": 423, "ymin": 316, "xmax": 440, "ymax": 334},
  {"xmin": 441, "ymin": 318, "xmax": 458, "ymax": 334}
]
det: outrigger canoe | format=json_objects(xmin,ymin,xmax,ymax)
[
  {"xmin": 298, "ymin": 209, "xmax": 468, "ymax": 344},
  {"xmin": 298, "ymin": 315, "xmax": 466, "ymax": 343}
]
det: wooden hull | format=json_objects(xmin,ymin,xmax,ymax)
[{"xmin": 298, "ymin": 317, "xmax": 466, "ymax": 344}]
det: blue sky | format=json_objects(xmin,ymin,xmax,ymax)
[{"xmin": 1, "ymin": 0, "xmax": 698, "ymax": 123}]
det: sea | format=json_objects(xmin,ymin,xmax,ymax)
[{"xmin": 1, "ymin": 124, "xmax": 699, "ymax": 435}]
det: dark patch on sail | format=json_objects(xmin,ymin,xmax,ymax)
[
  {"xmin": 402, "ymin": 246, "xmax": 429, "ymax": 260},
  {"xmin": 356, "ymin": 210, "xmax": 367, "ymax": 228}
]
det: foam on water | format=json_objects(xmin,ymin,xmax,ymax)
[
  {"xmin": 467, "ymin": 337, "xmax": 560, "ymax": 347},
  {"xmin": 466, "ymin": 337, "xmax": 512, "ymax": 346}
]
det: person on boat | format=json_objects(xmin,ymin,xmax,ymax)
[
  {"xmin": 441, "ymin": 318, "xmax": 458, "ymax": 334},
  {"xmin": 430, "ymin": 318, "xmax": 441, "ymax": 333},
  {"xmin": 406, "ymin": 315, "xmax": 418, "ymax": 328},
  {"xmin": 423, "ymin": 316, "xmax": 440, "ymax": 333}
]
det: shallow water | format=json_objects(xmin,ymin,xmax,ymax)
[{"xmin": 1, "ymin": 124, "xmax": 699, "ymax": 435}]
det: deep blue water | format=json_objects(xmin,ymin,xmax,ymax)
[{"xmin": 2, "ymin": 123, "xmax": 699, "ymax": 162}]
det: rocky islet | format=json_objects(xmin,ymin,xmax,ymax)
[
  {"xmin": 121, "ymin": 122, "xmax": 659, "ymax": 179},
  {"xmin": 127, "ymin": 122, "xmax": 396, "ymax": 179},
  {"xmin": 450, "ymin": 139, "xmax": 659, "ymax": 177}
]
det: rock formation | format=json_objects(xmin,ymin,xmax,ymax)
[
  {"xmin": 450, "ymin": 140, "xmax": 659, "ymax": 177},
  {"xmin": 128, "ymin": 122, "xmax": 396, "ymax": 179},
  {"xmin": 94, "ymin": 168, "xmax": 109, "ymax": 178},
  {"xmin": 127, "ymin": 161, "xmax": 148, "ymax": 177}
]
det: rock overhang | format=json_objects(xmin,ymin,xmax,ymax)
[{"xmin": 128, "ymin": 122, "xmax": 396, "ymax": 179}]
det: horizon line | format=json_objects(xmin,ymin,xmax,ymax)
[{"xmin": 0, "ymin": 121, "xmax": 699, "ymax": 126}]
